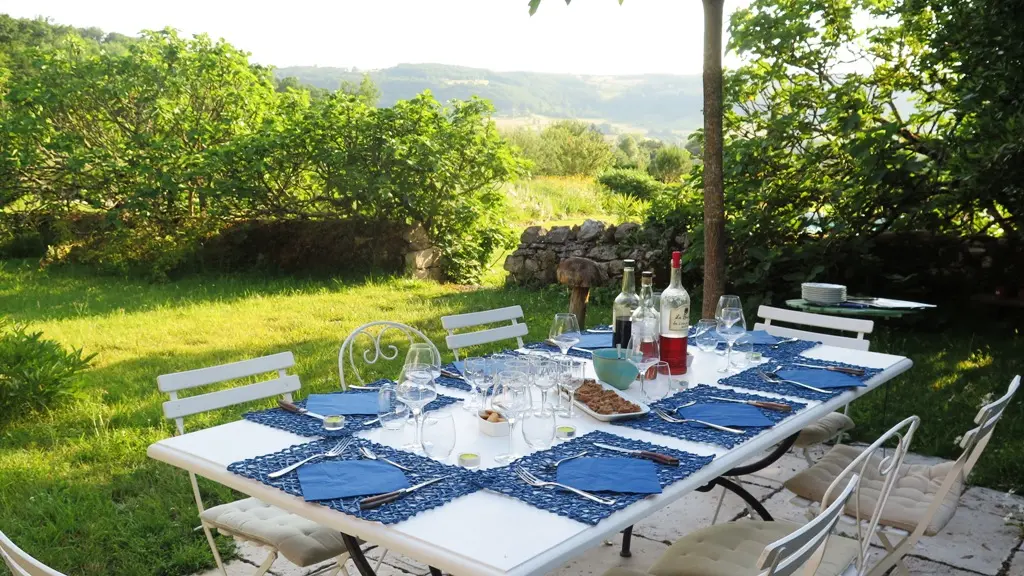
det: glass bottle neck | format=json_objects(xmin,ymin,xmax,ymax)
[
  {"xmin": 669, "ymin": 265, "xmax": 682, "ymax": 288},
  {"xmin": 639, "ymin": 282, "xmax": 653, "ymax": 306},
  {"xmin": 621, "ymin": 269, "xmax": 636, "ymax": 295}
]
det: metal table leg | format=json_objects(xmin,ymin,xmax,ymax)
[
  {"xmin": 341, "ymin": 534, "xmax": 376, "ymax": 576},
  {"xmin": 619, "ymin": 525, "xmax": 634, "ymax": 557},
  {"xmin": 695, "ymin": 433, "xmax": 800, "ymax": 522}
]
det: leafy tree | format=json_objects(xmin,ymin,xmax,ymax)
[
  {"xmin": 613, "ymin": 134, "xmax": 648, "ymax": 170},
  {"xmin": 540, "ymin": 120, "xmax": 613, "ymax": 176},
  {"xmin": 648, "ymin": 145, "xmax": 692, "ymax": 183},
  {"xmin": 340, "ymin": 73, "xmax": 381, "ymax": 106},
  {"xmin": 597, "ymin": 168, "xmax": 663, "ymax": 200}
]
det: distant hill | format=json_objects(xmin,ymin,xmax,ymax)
[{"xmin": 274, "ymin": 63, "xmax": 703, "ymax": 141}]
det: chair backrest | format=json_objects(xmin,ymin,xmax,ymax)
[
  {"xmin": 338, "ymin": 321, "xmax": 441, "ymax": 390},
  {"xmin": 441, "ymin": 305, "xmax": 529, "ymax": 360},
  {"xmin": 755, "ymin": 305, "xmax": 874, "ymax": 351},
  {"xmin": 157, "ymin": 351, "xmax": 301, "ymax": 434},
  {"xmin": 757, "ymin": 474, "xmax": 860, "ymax": 576},
  {"xmin": 1, "ymin": 530, "xmax": 65, "ymax": 576}
]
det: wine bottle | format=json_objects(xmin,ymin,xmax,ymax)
[
  {"xmin": 612, "ymin": 260, "xmax": 640, "ymax": 348},
  {"xmin": 659, "ymin": 250, "xmax": 690, "ymax": 375},
  {"xmin": 630, "ymin": 271, "xmax": 660, "ymax": 344}
]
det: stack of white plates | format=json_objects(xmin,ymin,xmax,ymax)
[{"xmin": 802, "ymin": 283, "xmax": 847, "ymax": 305}]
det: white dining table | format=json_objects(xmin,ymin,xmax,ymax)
[{"xmin": 147, "ymin": 344, "xmax": 911, "ymax": 576}]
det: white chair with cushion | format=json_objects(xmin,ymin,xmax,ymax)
[
  {"xmin": 158, "ymin": 352, "xmax": 353, "ymax": 576},
  {"xmin": 441, "ymin": 305, "xmax": 529, "ymax": 359},
  {"xmin": 1, "ymin": 529, "xmax": 65, "ymax": 576},
  {"xmin": 605, "ymin": 416, "xmax": 919, "ymax": 576},
  {"xmin": 785, "ymin": 376, "xmax": 1019, "ymax": 576},
  {"xmin": 338, "ymin": 321, "xmax": 440, "ymax": 390}
]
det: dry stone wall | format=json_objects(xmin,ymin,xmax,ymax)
[{"xmin": 503, "ymin": 219, "xmax": 664, "ymax": 286}]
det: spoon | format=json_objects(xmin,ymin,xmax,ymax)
[{"xmin": 359, "ymin": 445, "xmax": 412, "ymax": 471}]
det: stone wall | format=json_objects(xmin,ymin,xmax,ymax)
[{"xmin": 503, "ymin": 219, "xmax": 659, "ymax": 286}]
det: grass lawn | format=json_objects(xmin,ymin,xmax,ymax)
[{"xmin": 0, "ymin": 259, "xmax": 1020, "ymax": 575}]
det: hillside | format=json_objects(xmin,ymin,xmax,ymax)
[{"xmin": 275, "ymin": 63, "xmax": 703, "ymax": 140}]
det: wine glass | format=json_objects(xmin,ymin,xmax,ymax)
[
  {"xmin": 643, "ymin": 361, "xmax": 672, "ymax": 403},
  {"xmin": 421, "ymin": 413, "xmax": 457, "ymax": 461},
  {"xmin": 715, "ymin": 296, "xmax": 742, "ymax": 356},
  {"xmin": 549, "ymin": 313, "xmax": 581, "ymax": 358},
  {"xmin": 521, "ymin": 409, "xmax": 556, "ymax": 450},
  {"xmin": 717, "ymin": 307, "xmax": 747, "ymax": 373},
  {"xmin": 396, "ymin": 362, "xmax": 437, "ymax": 454},
  {"xmin": 626, "ymin": 329, "xmax": 661, "ymax": 399},
  {"xmin": 531, "ymin": 357, "xmax": 558, "ymax": 414},
  {"xmin": 556, "ymin": 358, "xmax": 586, "ymax": 419},
  {"xmin": 377, "ymin": 382, "xmax": 409, "ymax": 431},
  {"xmin": 462, "ymin": 356, "xmax": 488, "ymax": 412},
  {"xmin": 695, "ymin": 318, "xmax": 720, "ymax": 353},
  {"xmin": 405, "ymin": 343, "xmax": 441, "ymax": 380},
  {"xmin": 492, "ymin": 370, "xmax": 530, "ymax": 464}
]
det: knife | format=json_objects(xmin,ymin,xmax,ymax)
[
  {"xmin": 707, "ymin": 396, "xmax": 792, "ymax": 412},
  {"xmin": 440, "ymin": 369, "xmax": 465, "ymax": 380},
  {"xmin": 592, "ymin": 442, "xmax": 679, "ymax": 466},
  {"xmin": 278, "ymin": 400, "xmax": 325, "ymax": 421},
  {"xmin": 358, "ymin": 475, "xmax": 454, "ymax": 510},
  {"xmin": 791, "ymin": 363, "xmax": 866, "ymax": 377}
]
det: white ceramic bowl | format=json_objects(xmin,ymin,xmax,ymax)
[{"xmin": 478, "ymin": 410, "xmax": 510, "ymax": 437}]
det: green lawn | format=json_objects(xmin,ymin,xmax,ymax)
[{"xmin": 0, "ymin": 260, "xmax": 1020, "ymax": 575}]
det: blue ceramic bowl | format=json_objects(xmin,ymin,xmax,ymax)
[{"xmin": 591, "ymin": 348, "xmax": 640, "ymax": 390}]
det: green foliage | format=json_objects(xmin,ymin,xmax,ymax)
[
  {"xmin": 602, "ymin": 193, "xmax": 650, "ymax": 224},
  {"xmin": 0, "ymin": 319, "xmax": 94, "ymax": 424},
  {"xmin": 339, "ymin": 73, "xmax": 380, "ymax": 106},
  {"xmin": 647, "ymin": 145, "xmax": 692, "ymax": 183},
  {"xmin": 613, "ymin": 134, "xmax": 649, "ymax": 170},
  {"xmin": 503, "ymin": 176, "xmax": 611, "ymax": 225},
  {"xmin": 504, "ymin": 121, "xmax": 614, "ymax": 177},
  {"xmin": 597, "ymin": 168, "xmax": 664, "ymax": 200}
]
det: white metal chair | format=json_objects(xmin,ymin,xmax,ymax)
[
  {"xmin": 786, "ymin": 377, "xmax": 1019, "ymax": 576},
  {"xmin": 441, "ymin": 305, "xmax": 529, "ymax": 360},
  {"xmin": 158, "ymin": 352, "xmax": 353, "ymax": 576},
  {"xmin": 338, "ymin": 321, "xmax": 441, "ymax": 390},
  {"xmin": 1, "ymin": 529, "xmax": 65, "ymax": 576},
  {"xmin": 755, "ymin": 305, "xmax": 874, "ymax": 351}
]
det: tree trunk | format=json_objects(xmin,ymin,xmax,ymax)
[
  {"xmin": 702, "ymin": 0, "xmax": 727, "ymax": 317},
  {"xmin": 568, "ymin": 286, "xmax": 591, "ymax": 329}
]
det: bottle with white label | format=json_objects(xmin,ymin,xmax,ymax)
[{"xmin": 659, "ymin": 250, "xmax": 690, "ymax": 375}]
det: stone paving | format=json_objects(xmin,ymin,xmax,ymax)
[{"xmin": 196, "ymin": 449, "xmax": 1024, "ymax": 576}]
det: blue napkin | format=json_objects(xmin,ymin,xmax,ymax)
[
  {"xmin": 776, "ymin": 369, "xmax": 866, "ymax": 389},
  {"xmin": 739, "ymin": 330, "xmax": 780, "ymax": 345},
  {"xmin": 453, "ymin": 360, "xmax": 465, "ymax": 375},
  {"xmin": 575, "ymin": 331, "xmax": 614, "ymax": 350},
  {"xmin": 297, "ymin": 460, "xmax": 409, "ymax": 501},
  {"xmin": 555, "ymin": 457, "xmax": 662, "ymax": 494},
  {"xmin": 677, "ymin": 402, "xmax": 774, "ymax": 427},
  {"xmin": 306, "ymin": 392, "xmax": 380, "ymax": 415}
]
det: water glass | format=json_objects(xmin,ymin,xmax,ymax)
[
  {"xmin": 492, "ymin": 370, "xmax": 530, "ymax": 464},
  {"xmin": 521, "ymin": 409, "xmax": 556, "ymax": 450},
  {"xmin": 421, "ymin": 413, "xmax": 457, "ymax": 461},
  {"xmin": 694, "ymin": 319, "xmax": 719, "ymax": 353},
  {"xmin": 643, "ymin": 361, "xmax": 673, "ymax": 403},
  {"xmin": 556, "ymin": 359, "xmax": 586, "ymax": 419},
  {"xmin": 377, "ymin": 382, "xmax": 408, "ymax": 431},
  {"xmin": 731, "ymin": 338, "xmax": 753, "ymax": 369},
  {"xmin": 462, "ymin": 356, "xmax": 488, "ymax": 412},
  {"xmin": 397, "ymin": 362, "xmax": 438, "ymax": 454}
]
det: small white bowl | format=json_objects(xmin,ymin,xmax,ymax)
[{"xmin": 478, "ymin": 410, "xmax": 510, "ymax": 437}]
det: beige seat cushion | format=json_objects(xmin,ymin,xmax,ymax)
[
  {"xmin": 784, "ymin": 445, "xmax": 962, "ymax": 536},
  {"xmin": 643, "ymin": 520, "xmax": 858, "ymax": 576},
  {"xmin": 795, "ymin": 413, "xmax": 855, "ymax": 448},
  {"xmin": 201, "ymin": 498, "xmax": 348, "ymax": 566}
]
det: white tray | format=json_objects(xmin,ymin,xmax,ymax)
[{"xmin": 571, "ymin": 381, "xmax": 650, "ymax": 422}]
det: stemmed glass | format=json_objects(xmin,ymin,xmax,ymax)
[
  {"xmin": 717, "ymin": 306, "xmax": 747, "ymax": 373},
  {"xmin": 492, "ymin": 370, "xmax": 530, "ymax": 464},
  {"xmin": 462, "ymin": 356, "xmax": 488, "ymax": 411},
  {"xmin": 549, "ymin": 313, "xmax": 581, "ymax": 359},
  {"xmin": 405, "ymin": 343, "xmax": 441, "ymax": 380},
  {"xmin": 626, "ymin": 329, "xmax": 661, "ymax": 400},
  {"xmin": 396, "ymin": 362, "xmax": 437, "ymax": 454},
  {"xmin": 531, "ymin": 357, "xmax": 558, "ymax": 414},
  {"xmin": 556, "ymin": 358, "xmax": 585, "ymax": 419},
  {"xmin": 715, "ymin": 296, "xmax": 742, "ymax": 356}
]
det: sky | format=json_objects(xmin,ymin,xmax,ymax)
[{"xmin": 0, "ymin": 0, "xmax": 750, "ymax": 75}]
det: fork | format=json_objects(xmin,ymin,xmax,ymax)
[
  {"xmin": 652, "ymin": 406, "xmax": 744, "ymax": 434},
  {"xmin": 359, "ymin": 445, "xmax": 412, "ymax": 471},
  {"xmin": 268, "ymin": 438, "xmax": 352, "ymax": 479},
  {"xmin": 770, "ymin": 337, "xmax": 800, "ymax": 350},
  {"xmin": 757, "ymin": 369, "xmax": 829, "ymax": 394},
  {"xmin": 544, "ymin": 451, "xmax": 588, "ymax": 470},
  {"xmin": 515, "ymin": 466, "xmax": 616, "ymax": 505}
]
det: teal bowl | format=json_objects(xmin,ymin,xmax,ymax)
[{"xmin": 591, "ymin": 348, "xmax": 639, "ymax": 390}]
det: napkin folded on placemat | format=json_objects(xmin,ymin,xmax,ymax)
[
  {"xmin": 306, "ymin": 392, "xmax": 379, "ymax": 415},
  {"xmin": 556, "ymin": 457, "xmax": 662, "ymax": 494},
  {"xmin": 776, "ymin": 369, "xmax": 866, "ymax": 389},
  {"xmin": 677, "ymin": 402, "xmax": 774, "ymax": 428},
  {"xmin": 453, "ymin": 361, "xmax": 465, "ymax": 375},
  {"xmin": 739, "ymin": 330, "xmax": 781, "ymax": 345},
  {"xmin": 574, "ymin": 332, "xmax": 614, "ymax": 350},
  {"xmin": 298, "ymin": 460, "xmax": 409, "ymax": 501}
]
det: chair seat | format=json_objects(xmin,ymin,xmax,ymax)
[
  {"xmin": 795, "ymin": 413, "xmax": 855, "ymax": 448},
  {"xmin": 640, "ymin": 520, "xmax": 858, "ymax": 576},
  {"xmin": 201, "ymin": 498, "xmax": 349, "ymax": 566},
  {"xmin": 784, "ymin": 445, "xmax": 962, "ymax": 536}
]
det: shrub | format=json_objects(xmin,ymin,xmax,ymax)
[
  {"xmin": 597, "ymin": 168, "xmax": 664, "ymax": 200},
  {"xmin": 503, "ymin": 176, "xmax": 611, "ymax": 223},
  {"xmin": 648, "ymin": 145, "xmax": 693, "ymax": 183},
  {"xmin": 0, "ymin": 320, "xmax": 94, "ymax": 424},
  {"xmin": 603, "ymin": 193, "xmax": 651, "ymax": 224}
]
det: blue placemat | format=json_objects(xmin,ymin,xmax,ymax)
[
  {"xmin": 242, "ymin": 380, "xmax": 461, "ymax": 437},
  {"xmin": 475, "ymin": 430, "xmax": 713, "ymax": 525},
  {"xmin": 228, "ymin": 438, "xmax": 481, "ymax": 524},
  {"xmin": 436, "ymin": 365, "xmax": 473, "ymax": 392},
  {"xmin": 522, "ymin": 342, "xmax": 594, "ymax": 359},
  {"xmin": 612, "ymin": 384, "xmax": 806, "ymax": 448},
  {"xmin": 306, "ymin": 392, "xmax": 379, "ymax": 415},
  {"xmin": 718, "ymin": 358, "xmax": 881, "ymax": 401}
]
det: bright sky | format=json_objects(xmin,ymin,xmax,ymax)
[{"xmin": 0, "ymin": 0, "xmax": 750, "ymax": 75}]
